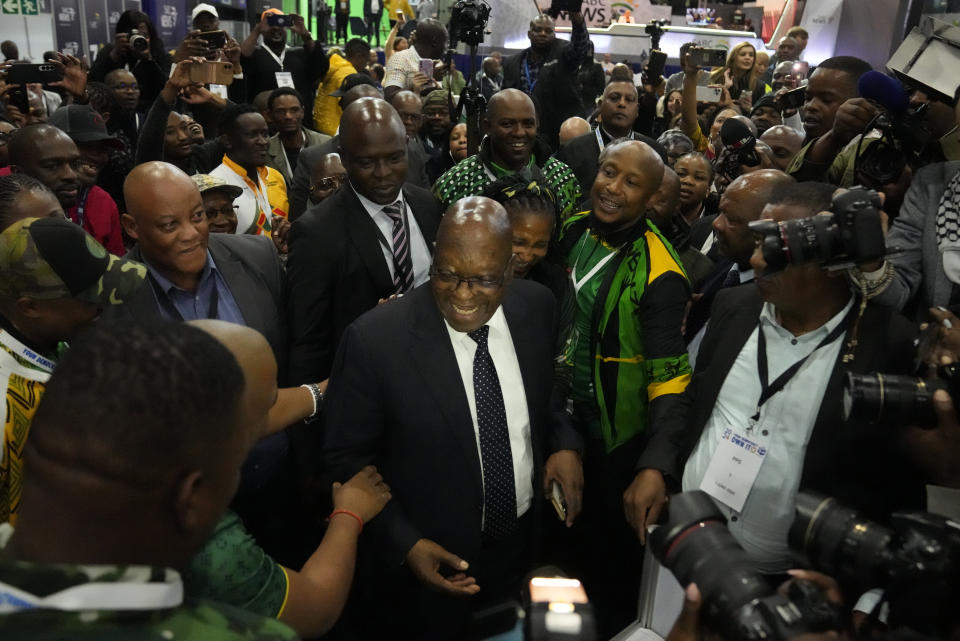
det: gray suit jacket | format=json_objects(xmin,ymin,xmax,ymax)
[
  {"xmin": 288, "ymin": 134, "xmax": 432, "ymax": 220},
  {"xmin": 266, "ymin": 128, "xmax": 332, "ymax": 187},
  {"xmin": 106, "ymin": 233, "xmax": 290, "ymax": 383},
  {"xmin": 874, "ymin": 161, "xmax": 960, "ymax": 315}
]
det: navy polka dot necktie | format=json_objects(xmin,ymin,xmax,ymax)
[{"xmin": 468, "ymin": 325, "xmax": 517, "ymax": 541}]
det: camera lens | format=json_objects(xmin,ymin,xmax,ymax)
[
  {"xmin": 748, "ymin": 219, "xmax": 788, "ymax": 272},
  {"xmin": 779, "ymin": 214, "xmax": 838, "ymax": 266},
  {"xmin": 650, "ymin": 492, "xmax": 771, "ymax": 634},
  {"xmin": 843, "ymin": 372, "xmax": 940, "ymax": 425},
  {"xmin": 790, "ymin": 492, "xmax": 894, "ymax": 591}
]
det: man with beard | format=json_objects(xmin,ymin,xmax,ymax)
[
  {"xmin": 554, "ymin": 139, "xmax": 690, "ymax": 636},
  {"xmin": 502, "ymin": 10, "xmax": 592, "ymax": 150},
  {"xmin": 419, "ymin": 90, "xmax": 453, "ymax": 181},
  {"xmin": 433, "ymin": 89, "xmax": 582, "ymax": 219},
  {"xmin": 210, "ymin": 104, "xmax": 289, "ymax": 238},
  {"xmin": 8, "ymin": 122, "xmax": 124, "ymax": 255},
  {"xmin": 554, "ymin": 81, "xmax": 665, "ymax": 194}
]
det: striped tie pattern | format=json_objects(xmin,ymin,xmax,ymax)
[{"xmin": 383, "ymin": 202, "xmax": 414, "ymax": 294}]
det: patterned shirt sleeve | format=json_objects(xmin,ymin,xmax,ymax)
[{"xmin": 543, "ymin": 158, "xmax": 584, "ymax": 220}]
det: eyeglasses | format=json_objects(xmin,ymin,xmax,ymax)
[
  {"xmin": 429, "ymin": 266, "xmax": 509, "ymax": 292},
  {"xmin": 109, "ymin": 83, "xmax": 140, "ymax": 91},
  {"xmin": 310, "ymin": 174, "xmax": 346, "ymax": 192}
]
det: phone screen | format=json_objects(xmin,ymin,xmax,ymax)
[{"xmin": 419, "ymin": 59, "xmax": 434, "ymax": 77}]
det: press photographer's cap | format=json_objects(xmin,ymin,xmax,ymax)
[
  {"xmin": 192, "ymin": 3, "xmax": 219, "ymax": 20},
  {"xmin": 0, "ymin": 217, "xmax": 147, "ymax": 305}
]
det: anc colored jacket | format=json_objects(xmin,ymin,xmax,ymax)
[
  {"xmin": 313, "ymin": 53, "xmax": 358, "ymax": 136},
  {"xmin": 560, "ymin": 212, "xmax": 692, "ymax": 454}
]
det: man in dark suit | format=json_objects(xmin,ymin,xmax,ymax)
[
  {"xmin": 554, "ymin": 81, "xmax": 666, "ymax": 193},
  {"xmin": 287, "ymin": 81, "xmax": 430, "ymax": 220},
  {"xmin": 322, "ymin": 196, "xmax": 584, "ymax": 638},
  {"xmin": 287, "ymin": 98, "xmax": 442, "ymax": 385},
  {"xmin": 112, "ymin": 161, "xmax": 311, "ymax": 568},
  {"xmin": 630, "ymin": 181, "xmax": 926, "ymax": 573}
]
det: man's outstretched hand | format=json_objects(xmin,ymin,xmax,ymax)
[{"xmin": 406, "ymin": 539, "xmax": 481, "ymax": 597}]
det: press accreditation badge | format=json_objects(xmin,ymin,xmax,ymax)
[
  {"xmin": 698, "ymin": 428, "xmax": 767, "ymax": 513},
  {"xmin": 275, "ymin": 71, "xmax": 294, "ymax": 88}
]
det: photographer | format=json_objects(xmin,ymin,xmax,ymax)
[{"xmin": 88, "ymin": 10, "xmax": 172, "ymax": 112}]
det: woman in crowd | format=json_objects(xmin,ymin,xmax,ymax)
[
  {"xmin": 657, "ymin": 129, "xmax": 694, "ymax": 168},
  {"xmin": 675, "ymin": 152, "xmax": 714, "ymax": 236},
  {"xmin": 708, "ymin": 42, "xmax": 769, "ymax": 109},
  {"xmin": 426, "ymin": 122, "xmax": 468, "ymax": 184}
]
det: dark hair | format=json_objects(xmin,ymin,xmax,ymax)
[
  {"xmin": 344, "ymin": 37, "xmax": 371, "ymax": 58},
  {"xmin": 370, "ymin": 63, "xmax": 385, "ymax": 83},
  {"xmin": 218, "ymin": 104, "xmax": 260, "ymax": 138},
  {"xmin": 28, "ymin": 321, "xmax": 245, "ymax": 488},
  {"xmin": 267, "ymin": 87, "xmax": 303, "ymax": 111},
  {"xmin": 676, "ymin": 151, "xmax": 715, "ymax": 181},
  {"xmin": 482, "ymin": 175, "xmax": 558, "ymax": 230},
  {"xmin": 768, "ymin": 180, "xmax": 836, "ymax": 215},
  {"xmin": 0, "ymin": 173, "xmax": 54, "ymax": 231},
  {"xmin": 115, "ymin": 10, "xmax": 166, "ymax": 60},
  {"xmin": 85, "ymin": 81, "xmax": 121, "ymax": 120},
  {"xmin": 816, "ymin": 56, "xmax": 873, "ymax": 84},
  {"xmin": 8, "ymin": 123, "xmax": 65, "ymax": 166}
]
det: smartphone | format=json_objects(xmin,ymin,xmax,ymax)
[
  {"xmin": 196, "ymin": 30, "xmax": 227, "ymax": 49},
  {"xmin": 646, "ymin": 49, "xmax": 667, "ymax": 82},
  {"xmin": 778, "ymin": 86, "xmax": 806, "ymax": 110},
  {"xmin": 266, "ymin": 13, "xmax": 295, "ymax": 28},
  {"xmin": 189, "ymin": 60, "xmax": 235, "ymax": 85},
  {"xmin": 6, "ymin": 84, "xmax": 29, "ymax": 114},
  {"xmin": 528, "ymin": 577, "xmax": 589, "ymax": 604},
  {"xmin": 419, "ymin": 58, "xmax": 434, "ymax": 77},
  {"xmin": 6, "ymin": 63, "xmax": 64, "ymax": 85},
  {"xmin": 550, "ymin": 481, "xmax": 567, "ymax": 521},
  {"xmin": 791, "ymin": 61, "xmax": 810, "ymax": 80},
  {"xmin": 691, "ymin": 46, "xmax": 728, "ymax": 68},
  {"xmin": 695, "ymin": 85, "xmax": 723, "ymax": 102}
]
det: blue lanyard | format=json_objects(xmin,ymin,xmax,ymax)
[
  {"xmin": 74, "ymin": 187, "xmax": 90, "ymax": 228},
  {"xmin": 523, "ymin": 56, "xmax": 537, "ymax": 93}
]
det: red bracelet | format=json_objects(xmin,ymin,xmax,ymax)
[{"xmin": 329, "ymin": 509, "xmax": 363, "ymax": 533}]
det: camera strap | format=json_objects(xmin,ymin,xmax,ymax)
[{"xmin": 753, "ymin": 312, "xmax": 850, "ymax": 421}]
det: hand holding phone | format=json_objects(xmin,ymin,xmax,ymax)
[
  {"xmin": 419, "ymin": 58, "xmax": 434, "ymax": 77},
  {"xmin": 550, "ymin": 480, "xmax": 567, "ymax": 522}
]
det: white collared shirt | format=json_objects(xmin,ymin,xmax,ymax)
[
  {"xmin": 682, "ymin": 297, "xmax": 854, "ymax": 572},
  {"xmin": 444, "ymin": 307, "xmax": 534, "ymax": 519},
  {"xmin": 351, "ymin": 184, "xmax": 431, "ymax": 286}
]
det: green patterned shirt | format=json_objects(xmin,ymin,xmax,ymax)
[
  {"xmin": 432, "ymin": 140, "xmax": 583, "ymax": 219},
  {"xmin": 0, "ymin": 524, "xmax": 299, "ymax": 641}
]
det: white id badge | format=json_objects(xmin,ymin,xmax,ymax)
[
  {"xmin": 698, "ymin": 427, "xmax": 767, "ymax": 513},
  {"xmin": 208, "ymin": 84, "xmax": 228, "ymax": 99},
  {"xmin": 275, "ymin": 71, "xmax": 295, "ymax": 88}
]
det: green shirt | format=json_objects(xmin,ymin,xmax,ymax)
[
  {"xmin": 0, "ymin": 524, "xmax": 299, "ymax": 641},
  {"xmin": 433, "ymin": 140, "xmax": 583, "ymax": 219},
  {"xmin": 184, "ymin": 511, "xmax": 289, "ymax": 618}
]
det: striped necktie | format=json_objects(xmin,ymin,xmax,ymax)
[{"xmin": 383, "ymin": 201, "xmax": 414, "ymax": 294}]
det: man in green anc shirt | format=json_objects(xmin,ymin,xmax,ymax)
[{"xmin": 432, "ymin": 89, "xmax": 582, "ymax": 220}]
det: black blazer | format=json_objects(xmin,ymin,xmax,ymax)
[
  {"xmin": 322, "ymin": 280, "xmax": 583, "ymax": 567},
  {"xmin": 553, "ymin": 129, "xmax": 667, "ymax": 197},
  {"xmin": 108, "ymin": 233, "xmax": 289, "ymax": 382},
  {"xmin": 286, "ymin": 183, "xmax": 442, "ymax": 384},
  {"xmin": 648, "ymin": 285, "xmax": 925, "ymax": 522}
]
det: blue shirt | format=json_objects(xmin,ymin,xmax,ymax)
[{"xmin": 144, "ymin": 251, "xmax": 246, "ymax": 325}]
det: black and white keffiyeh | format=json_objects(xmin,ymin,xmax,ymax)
[{"xmin": 937, "ymin": 167, "xmax": 960, "ymax": 283}]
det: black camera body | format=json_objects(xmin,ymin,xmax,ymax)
[
  {"xmin": 748, "ymin": 186, "xmax": 886, "ymax": 272},
  {"xmin": 791, "ymin": 492, "xmax": 960, "ymax": 638},
  {"xmin": 448, "ymin": 0, "xmax": 490, "ymax": 47},
  {"xmin": 857, "ymin": 104, "xmax": 929, "ymax": 186},
  {"xmin": 266, "ymin": 13, "xmax": 295, "ymax": 28},
  {"xmin": 649, "ymin": 491, "xmax": 841, "ymax": 641},
  {"xmin": 843, "ymin": 362, "xmax": 960, "ymax": 426},
  {"xmin": 129, "ymin": 28, "xmax": 149, "ymax": 52}
]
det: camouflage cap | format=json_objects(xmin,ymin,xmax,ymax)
[
  {"xmin": 191, "ymin": 174, "xmax": 243, "ymax": 199},
  {"xmin": 0, "ymin": 217, "xmax": 147, "ymax": 305}
]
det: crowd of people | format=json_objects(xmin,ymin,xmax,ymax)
[{"xmin": 0, "ymin": 3, "xmax": 958, "ymax": 640}]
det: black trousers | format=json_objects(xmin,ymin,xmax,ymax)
[
  {"xmin": 365, "ymin": 11, "xmax": 382, "ymax": 46},
  {"xmin": 335, "ymin": 12, "xmax": 348, "ymax": 42}
]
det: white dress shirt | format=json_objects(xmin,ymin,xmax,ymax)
[
  {"xmin": 351, "ymin": 184, "xmax": 431, "ymax": 286},
  {"xmin": 682, "ymin": 297, "xmax": 854, "ymax": 572},
  {"xmin": 444, "ymin": 307, "xmax": 534, "ymax": 519}
]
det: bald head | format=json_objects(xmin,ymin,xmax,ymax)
[
  {"xmin": 760, "ymin": 125, "xmax": 805, "ymax": 171},
  {"xmin": 593, "ymin": 140, "xmax": 664, "ymax": 230},
  {"xmin": 390, "ymin": 90, "xmax": 423, "ymax": 139},
  {"xmin": 714, "ymin": 169, "xmax": 794, "ymax": 264},
  {"xmin": 340, "ymin": 98, "xmax": 408, "ymax": 204},
  {"xmin": 124, "ymin": 161, "xmax": 200, "ymax": 220},
  {"xmin": 559, "ymin": 116, "xmax": 591, "ymax": 145},
  {"xmin": 340, "ymin": 84, "xmax": 382, "ymax": 110},
  {"xmin": 487, "ymin": 88, "xmax": 535, "ymax": 123},
  {"xmin": 438, "ymin": 196, "xmax": 512, "ymax": 249}
]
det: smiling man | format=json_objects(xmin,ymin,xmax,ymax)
[
  {"xmin": 287, "ymin": 97, "xmax": 442, "ymax": 384},
  {"xmin": 433, "ymin": 88, "xmax": 582, "ymax": 220},
  {"xmin": 8, "ymin": 122, "xmax": 124, "ymax": 256},
  {"xmin": 555, "ymin": 138, "xmax": 690, "ymax": 636},
  {"xmin": 210, "ymin": 104, "xmax": 289, "ymax": 236}
]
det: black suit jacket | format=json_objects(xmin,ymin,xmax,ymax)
[
  {"xmin": 288, "ymin": 136, "xmax": 431, "ymax": 221},
  {"xmin": 286, "ymin": 183, "xmax": 442, "ymax": 384},
  {"xmin": 322, "ymin": 280, "xmax": 583, "ymax": 568},
  {"xmin": 648, "ymin": 285, "xmax": 925, "ymax": 521},
  {"xmin": 553, "ymin": 129, "xmax": 667, "ymax": 195},
  {"xmin": 109, "ymin": 233, "xmax": 289, "ymax": 381}
]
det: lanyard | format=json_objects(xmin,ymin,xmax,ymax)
[
  {"xmin": 570, "ymin": 230, "xmax": 624, "ymax": 295},
  {"xmin": 595, "ymin": 127, "xmax": 635, "ymax": 152},
  {"xmin": 752, "ymin": 311, "xmax": 851, "ymax": 421},
  {"xmin": 522, "ymin": 56, "xmax": 537, "ymax": 93},
  {"xmin": 242, "ymin": 169, "xmax": 273, "ymax": 234},
  {"xmin": 278, "ymin": 131, "xmax": 306, "ymax": 179},
  {"xmin": 74, "ymin": 187, "xmax": 90, "ymax": 228},
  {"xmin": 0, "ymin": 329, "xmax": 55, "ymax": 373},
  {"xmin": 262, "ymin": 44, "xmax": 287, "ymax": 69},
  {"xmin": 147, "ymin": 273, "xmax": 219, "ymax": 322}
]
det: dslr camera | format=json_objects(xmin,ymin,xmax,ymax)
[
  {"xmin": 843, "ymin": 362, "xmax": 960, "ymax": 427},
  {"xmin": 650, "ymin": 491, "xmax": 841, "ymax": 641},
  {"xmin": 448, "ymin": 0, "xmax": 490, "ymax": 47},
  {"xmin": 128, "ymin": 28, "xmax": 149, "ymax": 52},
  {"xmin": 748, "ymin": 186, "xmax": 886, "ymax": 272},
  {"xmin": 856, "ymin": 105, "xmax": 929, "ymax": 186},
  {"xmin": 791, "ymin": 492, "xmax": 960, "ymax": 638}
]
